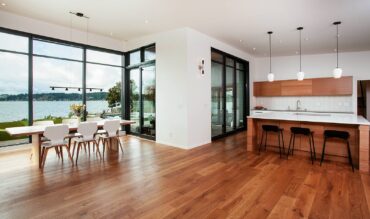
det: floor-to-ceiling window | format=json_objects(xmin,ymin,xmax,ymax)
[
  {"xmin": 0, "ymin": 32, "xmax": 29, "ymax": 146},
  {"xmin": 33, "ymin": 39, "xmax": 83, "ymax": 121},
  {"xmin": 211, "ymin": 48, "xmax": 249, "ymax": 138},
  {"xmin": 86, "ymin": 49, "xmax": 123, "ymax": 119},
  {"xmin": 126, "ymin": 45, "xmax": 156, "ymax": 139},
  {"xmin": 0, "ymin": 27, "xmax": 124, "ymax": 147}
]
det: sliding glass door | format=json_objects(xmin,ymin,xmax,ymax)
[
  {"xmin": 211, "ymin": 49, "xmax": 249, "ymax": 138},
  {"xmin": 128, "ymin": 65, "xmax": 156, "ymax": 138},
  {"xmin": 126, "ymin": 44, "xmax": 156, "ymax": 140}
]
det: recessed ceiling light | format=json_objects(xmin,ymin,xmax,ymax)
[
  {"xmin": 1, "ymin": 3, "xmax": 6, "ymax": 6},
  {"xmin": 110, "ymin": 32, "xmax": 113, "ymax": 36},
  {"xmin": 239, "ymin": 39, "xmax": 243, "ymax": 42},
  {"xmin": 279, "ymin": 40, "xmax": 283, "ymax": 43},
  {"xmin": 253, "ymin": 48, "xmax": 256, "ymax": 51},
  {"xmin": 144, "ymin": 20, "xmax": 149, "ymax": 24},
  {"xmin": 305, "ymin": 38, "xmax": 309, "ymax": 41},
  {"xmin": 295, "ymin": 51, "xmax": 299, "ymax": 54},
  {"xmin": 334, "ymin": 49, "xmax": 337, "ymax": 52}
]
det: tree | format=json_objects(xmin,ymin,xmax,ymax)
[{"xmin": 106, "ymin": 82, "xmax": 121, "ymax": 108}]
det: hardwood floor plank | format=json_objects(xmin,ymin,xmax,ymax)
[{"xmin": 0, "ymin": 132, "xmax": 368, "ymax": 219}]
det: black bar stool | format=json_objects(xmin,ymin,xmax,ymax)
[
  {"xmin": 320, "ymin": 130, "xmax": 354, "ymax": 172},
  {"xmin": 259, "ymin": 125, "xmax": 285, "ymax": 158},
  {"xmin": 287, "ymin": 127, "xmax": 316, "ymax": 164}
]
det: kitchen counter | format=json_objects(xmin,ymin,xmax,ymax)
[
  {"xmin": 246, "ymin": 111, "xmax": 370, "ymax": 173},
  {"xmin": 248, "ymin": 111, "xmax": 370, "ymax": 126}
]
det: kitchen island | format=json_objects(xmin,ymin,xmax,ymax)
[{"xmin": 247, "ymin": 111, "xmax": 370, "ymax": 173}]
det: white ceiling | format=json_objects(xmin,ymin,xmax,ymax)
[{"xmin": 1, "ymin": 0, "xmax": 370, "ymax": 57}]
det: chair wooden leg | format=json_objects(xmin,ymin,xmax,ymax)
[
  {"xmin": 87, "ymin": 142, "xmax": 91, "ymax": 157},
  {"xmin": 117, "ymin": 137, "xmax": 124, "ymax": 154},
  {"xmin": 346, "ymin": 140, "xmax": 354, "ymax": 172},
  {"xmin": 280, "ymin": 130, "xmax": 285, "ymax": 155},
  {"xmin": 94, "ymin": 141, "xmax": 102, "ymax": 160},
  {"xmin": 320, "ymin": 137, "xmax": 327, "ymax": 166},
  {"xmin": 311, "ymin": 134, "xmax": 316, "ymax": 160},
  {"xmin": 287, "ymin": 133, "xmax": 293, "ymax": 159},
  {"xmin": 40, "ymin": 147, "xmax": 45, "ymax": 165},
  {"xmin": 42, "ymin": 148, "xmax": 49, "ymax": 168},
  {"xmin": 292, "ymin": 134, "xmax": 296, "ymax": 155},
  {"xmin": 59, "ymin": 146, "xmax": 64, "ymax": 161},
  {"xmin": 55, "ymin": 147, "xmax": 60, "ymax": 158},
  {"xmin": 65, "ymin": 145, "xmax": 74, "ymax": 165},
  {"xmin": 278, "ymin": 132, "xmax": 282, "ymax": 158},
  {"xmin": 308, "ymin": 135, "xmax": 314, "ymax": 164},
  {"xmin": 76, "ymin": 143, "xmax": 81, "ymax": 165},
  {"xmin": 72, "ymin": 141, "xmax": 77, "ymax": 158},
  {"xmin": 259, "ymin": 131, "xmax": 265, "ymax": 154}
]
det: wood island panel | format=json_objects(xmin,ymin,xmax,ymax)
[{"xmin": 248, "ymin": 118, "xmax": 368, "ymax": 172}]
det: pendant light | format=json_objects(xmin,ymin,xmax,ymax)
[
  {"xmin": 333, "ymin": 21, "xmax": 342, "ymax": 78},
  {"xmin": 297, "ymin": 27, "xmax": 304, "ymax": 81},
  {"xmin": 267, "ymin": 31, "xmax": 274, "ymax": 82}
]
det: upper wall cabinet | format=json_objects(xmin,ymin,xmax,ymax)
[{"xmin": 254, "ymin": 76, "xmax": 352, "ymax": 97}]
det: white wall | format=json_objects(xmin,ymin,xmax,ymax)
[
  {"xmin": 0, "ymin": 10, "xmax": 124, "ymax": 51},
  {"xmin": 254, "ymin": 51, "xmax": 370, "ymax": 113},
  {"xmin": 126, "ymin": 28, "xmax": 254, "ymax": 149}
]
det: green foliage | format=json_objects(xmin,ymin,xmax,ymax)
[{"xmin": 106, "ymin": 82, "xmax": 121, "ymax": 108}]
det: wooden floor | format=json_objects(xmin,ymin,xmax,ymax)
[{"xmin": 0, "ymin": 132, "xmax": 370, "ymax": 219}]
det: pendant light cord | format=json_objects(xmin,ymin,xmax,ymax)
[
  {"xmin": 299, "ymin": 28, "xmax": 302, "ymax": 72},
  {"xmin": 336, "ymin": 24, "xmax": 339, "ymax": 68},
  {"xmin": 269, "ymin": 33, "xmax": 272, "ymax": 73}
]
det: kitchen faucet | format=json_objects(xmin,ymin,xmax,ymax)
[{"xmin": 296, "ymin": 100, "xmax": 301, "ymax": 111}]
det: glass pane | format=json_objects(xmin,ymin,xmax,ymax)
[
  {"xmin": 0, "ymin": 32, "xmax": 28, "ymax": 53},
  {"xmin": 236, "ymin": 70, "xmax": 245, "ymax": 128},
  {"xmin": 226, "ymin": 58, "xmax": 235, "ymax": 67},
  {"xmin": 86, "ymin": 64, "xmax": 122, "ymax": 119},
  {"xmin": 129, "ymin": 51, "xmax": 141, "ymax": 65},
  {"xmin": 236, "ymin": 62, "xmax": 244, "ymax": 70},
  {"xmin": 144, "ymin": 46, "xmax": 156, "ymax": 61},
  {"xmin": 142, "ymin": 66, "xmax": 156, "ymax": 137},
  {"xmin": 33, "ymin": 57, "xmax": 83, "ymax": 121},
  {"xmin": 0, "ymin": 52, "xmax": 29, "ymax": 146},
  {"xmin": 211, "ymin": 62, "xmax": 223, "ymax": 137},
  {"xmin": 86, "ymin": 49, "xmax": 122, "ymax": 66},
  {"xmin": 130, "ymin": 68, "xmax": 140, "ymax": 133},
  {"xmin": 33, "ymin": 40, "xmax": 83, "ymax": 60},
  {"xmin": 211, "ymin": 51, "xmax": 223, "ymax": 63},
  {"xmin": 226, "ymin": 66, "xmax": 235, "ymax": 132}
]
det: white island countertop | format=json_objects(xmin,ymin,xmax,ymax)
[{"xmin": 248, "ymin": 111, "xmax": 370, "ymax": 126}]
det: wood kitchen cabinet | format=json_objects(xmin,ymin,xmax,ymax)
[{"xmin": 253, "ymin": 76, "xmax": 352, "ymax": 97}]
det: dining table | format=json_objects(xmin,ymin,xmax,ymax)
[{"xmin": 5, "ymin": 119, "xmax": 135, "ymax": 168}]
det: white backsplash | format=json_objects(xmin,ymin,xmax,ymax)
[{"xmin": 255, "ymin": 96, "xmax": 353, "ymax": 113}]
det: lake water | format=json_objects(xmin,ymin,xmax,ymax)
[{"xmin": 0, "ymin": 101, "xmax": 109, "ymax": 122}]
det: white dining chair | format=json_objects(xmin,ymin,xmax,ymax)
[
  {"xmin": 72, "ymin": 122, "xmax": 102, "ymax": 164},
  {"xmin": 98, "ymin": 120, "xmax": 124, "ymax": 157},
  {"xmin": 32, "ymin": 120, "xmax": 59, "ymax": 159},
  {"xmin": 62, "ymin": 118, "xmax": 82, "ymax": 148},
  {"xmin": 41, "ymin": 125, "xmax": 73, "ymax": 168}
]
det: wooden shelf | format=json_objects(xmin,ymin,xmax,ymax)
[{"xmin": 253, "ymin": 76, "xmax": 352, "ymax": 97}]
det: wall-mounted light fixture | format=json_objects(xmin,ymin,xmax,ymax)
[{"xmin": 198, "ymin": 59, "xmax": 205, "ymax": 75}]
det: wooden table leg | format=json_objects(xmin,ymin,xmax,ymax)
[
  {"xmin": 247, "ymin": 118, "xmax": 257, "ymax": 152},
  {"xmin": 31, "ymin": 134, "xmax": 42, "ymax": 168},
  {"xmin": 359, "ymin": 125, "xmax": 369, "ymax": 173}
]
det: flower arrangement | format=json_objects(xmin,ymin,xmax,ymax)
[{"xmin": 70, "ymin": 103, "xmax": 85, "ymax": 117}]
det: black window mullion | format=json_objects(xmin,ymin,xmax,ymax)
[
  {"xmin": 222, "ymin": 55, "xmax": 226, "ymax": 135},
  {"xmin": 139, "ymin": 67, "xmax": 143, "ymax": 134},
  {"xmin": 233, "ymin": 60, "xmax": 237, "ymax": 130},
  {"xmin": 82, "ymin": 49, "xmax": 87, "ymax": 121},
  {"xmin": 28, "ymin": 36, "xmax": 33, "ymax": 126}
]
